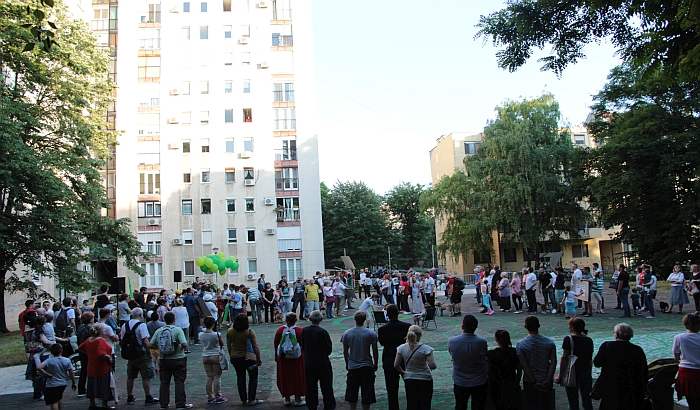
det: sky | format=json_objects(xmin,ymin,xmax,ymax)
[{"xmin": 312, "ymin": 0, "xmax": 622, "ymax": 195}]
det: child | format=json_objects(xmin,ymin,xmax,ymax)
[
  {"xmin": 631, "ymin": 287, "xmax": 642, "ymax": 316},
  {"xmin": 37, "ymin": 343, "xmax": 76, "ymax": 410},
  {"xmin": 80, "ymin": 300, "xmax": 92, "ymax": 314},
  {"xmin": 358, "ymin": 294, "xmax": 379, "ymax": 328},
  {"xmin": 482, "ymin": 278, "xmax": 494, "ymax": 316},
  {"xmin": 413, "ymin": 303, "xmax": 431, "ymax": 326},
  {"xmin": 563, "ymin": 285, "xmax": 581, "ymax": 319}
]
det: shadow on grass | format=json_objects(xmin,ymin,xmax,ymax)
[{"xmin": 0, "ymin": 331, "xmax": 26, "ymax": 368}]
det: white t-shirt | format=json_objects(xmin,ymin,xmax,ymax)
[
  {"xmin": 205, "ymin": 301, "xmax": 218, "ymax": 320},
  {"xmin": 223, "ymin": 289, "xmax": 232, "ymax": 300},
  {"xmin": 572, "ymin": 269, "xmax": 583, "ymax": 285},
  {"xmin": 673, "ymin": 332, "xmax": 700, "ymax": 370},
  {"xmin": 359, "ymin": 273, "xmax": 367, "ymax": 286},
  {"xmin": 100, "ymin": 321, "xmax": 116, "ymax": 353},
  {"xmin": 172, "ymin": 306, "xmax": 190, "ymax": 329},
  {"xmin": 525, "ymin": 273, "xmax": 538, "ymax": 291},
  {"xmin": 425, "ymin": 277, "xmax": 435, "ymax": 294},
  {"xmin": 359, "ymin": 297, "xmax": 374, "ymax": 314}
]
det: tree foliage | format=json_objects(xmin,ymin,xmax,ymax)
[
  {"xmin": 321, "ymin": 181, "xmax": 391, "ymax": 270},
  {"xmin": 0, "ymin": 1, "xmax": 147, "ymax": 332},
  {"xmin": 422, "ymin": 94, "xmax": 587, "ymax": 265},
  {"xmin": 583, "ymin": 65, "xmax": 700, "ymax": 268},
  {"xmin": 476, "ymin": 0, "xmax": 700, "ymax": 82},
  {"xmin": 384, "ymin": 182, "xmax": 433, "ymax": 268}
]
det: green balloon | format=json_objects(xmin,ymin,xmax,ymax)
[
  {"xmin": 230, "ymin": 261, "xmax": 239, "ymax": 271},
  {"xmin": 219, "ymin": 269, "xmax": 226, "ymax": 276},
  {"xmin": 195, "ymin": 257, "xmax": 205, "ymax": 267},
  {"xmin": 200, "ymin": 265, "xmax": 208, "ymax": 273},
  {"xmin": 225, "ymin": 259, "xmax": 234, "ymax": 269},
  {"xmin": 205, "ymin": 258, "xmax": 214, "ymax": 268},
  {"xmin": 217, "ymin": 262, "xmax": 226, "ymax": 271},
  {"xmin": 217, "ymin": 252, "xmax": 225, "ymax": 258}
]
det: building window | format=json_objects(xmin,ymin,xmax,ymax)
[
  {"xmin": 241, "ymin": 25, "xmax": 250, "ymax": 37},
  {"xmin": 572, "ymin": 244, "xmax": 589, "ymax": 258},
  {"xmin": 464, "ymin": 142, "xmax": 481, "ymax": 155},
  {"xmin": 244, "ymin": 168, "xmax": 254, "ymax": 180},
  {"xmin": 248, "ymin": 258, "xmax": 257, "ymax": 274},
  {"xmin": 227, "ymin": 228, "xmax": 237, "ymax": 243},
  {"xmin": 200, "ymin": 81, "xmax": 209, "ymax": 95},
  {"xmin": 184, "ymin": 260, "xmax": 195, "ymax": 276},
  {"xmin": 474, "ymin": 250, "xmax": 491, "ymax": 264},
  {"xmin": 140, "ymin": 2, "xmax": 161, "ymax": 23},
  {"xmin": 182, "ymin": 199, "xmax": 193, "ymax": 215},
  {"xmin": 201, "ymin": 198, "xmax": 212, "ymax": 214},
  {"xmin": 275, "ymin": 168, "xmax": 298, "ymax": 190},
  {"xmin": 226, "ymin": 199, "xmax": 236, "ymax": 212},
  {"xmin": 91, "ymin": 8, "xmax": 109, "ymax": 30},
  {"xmin": 182, "ymin": 26, "xmax": 190, "ymax": 40},
  {"xmin": 182, "ymin": 140, "xmax": 191, "ymax": 153},
  {"xmin": 273, "ymin": 82, "xmax": 294, "ymax": 102},
  {"xmin": 139, "ymin": 172, "xmax": 160, "ymax": 195},
  {"xmin": 275, "ymin": 139, "xmax": 296, "ymax": 160},
  {"xmin": 272, "ymin": 0, "xmax": 291, "ymax": 19},
  {"xmin": 225, "ymin": 170, "xmax": 235, "ymax": 183},
  {"xmin": 225, "ymin": 109, "xmax": 234, "ymax": 124},
  {"xmin": 138, "ymin": 56, "xmax": 160, "ymax": 80},
  {"xmin": 272, "ymin": 25, "xmax": 293, "ymax": 46},
  {"xmin": 139, "ymin": 28, "xmax": 161, "ymax": 49},
  {"xmin": 276, "ymin": 197, "xmax": 299, "ymax": 221},
  {"xmin": 225, "ymin": 139, "xmax": 234, "ymax": 152},
  {"xmin": 200, "ymin": 2, "xmax": 208, "ymax": 12},
  {"xmin": 183, "ymin": 230, "xmax": 194, "ymax": 245},
  {"xmin": 183, "ymin": 2, "xmax": 190, "ymax": 12},
  {"xmin": 273, "ymin": 108, "xmax": 295, "ymax": 130},
  {"xmin": 223, "ymin": 0, "xmax": 232, "ymax": 12},
  {"xmin": 183, "ymin": 170, "xmax": 191, "ymax": 183},
  {"xmin": 201, "ymin": 138, "xmax": 210, "ymax": 152},
  {"xmin": 245, "ymin": 198, "xmax": 255, "ymax": 212},
  {"xmin": 243, "ymin": 108, "xmax": 252, "ymax": 122},
  {"xmin": 138, "ymin": 201, "xmax": 162, "ymax": 217},
  {"xmin": 503, "ymin": 248, "xmax": 517, "ymax": 263},
  {"xmin": 202, "ymin": 230, "xmax": 212, "ymax": 245},
  {"xmin": 200, "ymin": 54, "xmax": 209, "ymax": 67},
  {"xmin": 246, "ymin": 229, "xmax": 256, "ymax": 243},
  {"xmin": 243, "ymin": 137, "xmax": 253, "ymax": 152},
  {"xmin": 182, "ymin": 81, "xmax": 190, "ymax": 95},
  {"xmin": 574, "ymin": 135, "xmax": 586, "ymax": 146},
  {"xmin": 224, "ymin": 81, "xmax": 233, "ymax": 94},
  {"xmin": 241, "ymin": 52, "xmax": 250, "ymax": 65},
  {"xmin": 276, "ymin": 226, "xmax": 301, "ymax": 251},
  {"xmin": 243, "ymin": 80, "xmax": 251, "ymax": 93},
  {"xmin": 137, "ymin": 112, "xmax": 160, "ymax": 135},
  {"xmin": 139, "ymin": 262, "xmax": 163, "ymax": 287},
  {"xmin": 138, "ymin": 232, "xmax": 162, "ymax": 256},
  {"xmin": 279, "ymin": 258, "xmax": 302, "ymax": 277},
  {"xmin": 201, "ymin": 169, "xmax": 210, "ymax": 183},
  {"xmin": 177, "ymin": 111, "xmax": 190, "ymax": 125},
  {"xmin": 224, "ymin": 25, "xmax": 232, "ymax": 39},
  {"xmin": 200, "ymin": 26, "xmax": 209, "ymax": 39},
  {"xmin": 200, "ymin": 111, "xmax": 209, "ymax": 125},
  {"xmin": 223, "ymin": 53, "xmax": 232, "ymax": 67}
]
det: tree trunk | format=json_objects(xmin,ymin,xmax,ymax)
[{"xmin": 0, "ymin": 270, "xmax": 10, "ymax": 333}]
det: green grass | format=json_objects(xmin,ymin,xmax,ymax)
[{"xmin": 0, "ymin": 331, "xmax": 27, "ymax": 368}]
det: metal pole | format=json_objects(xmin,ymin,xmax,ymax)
[
  {"xmin": 388, "ymin": 246, "xmax": 391, "ymax": 270},
  {"xmin": 431, "ymin": 243, "xmax": 435, "ymax": 269}
]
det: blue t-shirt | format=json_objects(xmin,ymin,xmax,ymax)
[
  {"xmin": 448, "ymin": 333, "xmax": 488, "ymax": 387},
  {"xmin": 516, "ymin": 334, "xmax": 556, "ymax": 383},
  {"xmin": 184, "ymin": 295, "xmax": 198, "ymax": 316},
  {"xmin": 340, "ymin": 326, "xmax": 378, "ymax": 370},
  {"xmin": 41, "ymin": 356, "xmax": 73, "ymax": 388}
]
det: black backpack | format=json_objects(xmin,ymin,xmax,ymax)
[
  {"xmin": 55, "ymin": 309, "xmax": 69, "ymax": 333},
  {"xmin": 24, "ymin": 310, "xmax": 37, "ymax": 328},
  {"xmin": 121, "ymin": 322, "xmax": 143, "ymax": 360},
  {"xmin": 76, "ymin": 324, "xmax": 92, "ymax": 346},
  {"xmin": 454, "ymin": 277, "xmax": 466, "ymax": 291}
]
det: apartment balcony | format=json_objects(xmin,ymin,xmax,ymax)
[
  {"xmin": 272, "ymin": 35, "xmax": 293, "ymax": 47},
  {"xmin": 139, "ymin": 38, "xmax": 161, "ymax": 50},
  {"xmin": 273, "ymin": 8, "xmax": 292, "ymax": 20},
  {"xmin": 274, "ymin": 148, "xmax": 297, "ymax": 161},
  {"xmin": 278, "ymin": 238, "xmax": 301, "ymax": 252},
  {"xmin": 272, "ymin": 90, "xmax": 294, "ymax": 102},
  {"xmin": 137, "ymin": 153, "xmax": 160, "ymax": 165},
  {"xmin": 273, "ymin": 118, "xmax": 296, "ymax": 130},
  {"xmin": 276, "ymin": 208, "xmax": 300, "ymax": 222},
  {"xmin": 275, "ymin": 178, "xmax": 299, "ymax": 191}
]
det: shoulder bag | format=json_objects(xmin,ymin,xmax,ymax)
[
  {"xmin": 590, "ymin": 342, "xmax": 607, "ymax": 400},
  {"xmin": 217, "ymin": 332, "xmax": 229, "ymax": 370},
  {"xmin": 561, "ymin": 335, "xmax": 578, "ymax": 387},
  {"xmin": 400, "ymin": 343, "xmax": 423, "ymax": 378}
]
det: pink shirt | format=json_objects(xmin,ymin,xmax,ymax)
[{"xmin": 511, "ymin": 278, "xmax": 521, "ymax": 295}]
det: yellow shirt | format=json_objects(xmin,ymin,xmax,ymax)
[{"xmin": 305, "ymin": 284, "xmax": 319, "ymax": 301}]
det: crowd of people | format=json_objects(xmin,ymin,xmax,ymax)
[{"xmin": 15, "ymin": 263, "xmax": 700, "ymax": 410}]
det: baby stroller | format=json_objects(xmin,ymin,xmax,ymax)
[{"xmin": 648, "ymin": 358, "xmax": 679, "ymax": 410}]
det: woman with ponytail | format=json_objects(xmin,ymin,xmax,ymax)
[
  {"xmin": 486, "ymin": 329, "xmax": 521, "ymax": 410},
  {"xmin": 394, "ymin": 325, "xmax": 437, "ymax": 410}
]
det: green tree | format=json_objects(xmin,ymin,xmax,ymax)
[
  {"xmin": 384, "ymin": 182, "xmax": 433, "ymax": 268},
  {"xmin": 321, "ymin": 181, "xmax": 390, "ymax": 270},
  {"xmin": 0, "ymin": 1, "xmax": 146, "ymax": 332},
  {"xmin": 584, "ymin": 65, "xmax": 700, "ymax": 269},
  {"xmin": 475, "ymin": 0, "xmax": 700, "ymax": 82},
  {"xmin": 422, "ymin": 94, "xmax": 587, "ymax": 266}
]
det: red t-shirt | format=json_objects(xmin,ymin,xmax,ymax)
[
  {"xmin": 399, "ymin": 280, "xmax": 410, "ymax": 295},
  {"xmin": 79, "ymin": 337, "xmax": 112, "ymax": 377}
]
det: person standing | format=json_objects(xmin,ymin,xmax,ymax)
[
  {"xmin": 37, "ymin": 343, "xmax": 76, "ymax": 410},
  {"xmin": 448, "ymin": 315, "xmax": 488, "ymax": 410},
  {"xmin": 571, "ymin": 264, "xmax": 583, "ymax": 309},
  {"xmin": 525, "ymin": 269, "xmax": 539, "ymax": 313},
  {"xmin": 425, "ymin": 273, "xmax": 436, "ymax": 307},
  {"xmin": 516, "ymin": 316, "xmax": 556, "ymax": 410},
  {"xmin": 377, "ymin": 304, "xmax": 411, "ymax": 410},
  {"xmin": 171, "ymin": 299, "xmax": 190, "ymax": 352},
  {"xmin": 291, "ymin": 277, "xmax": 306, "ymax": 320},
  {"xmin": 497, "ymin": 272, "xmax": 512, "ymax": 312},
  {"xmin": 150, "ymin": 312, "xmax": 191, "ymax": 409},
  {"xmin": 668, "ymin": 265, "xmax": 689, "ymax": 314},
  {"xmin": 183, "ymin": 288, "xmax": 202, "ymax": 345},
  {"xmin": 511, "ymin": 272, "xmax": 523, "ymax": 314},
  {"xmin": 554, "ymin": 318, "xmax": 593, "ymax": 410},
  {"xmin": 262, "ymin": 282, "xmax": 275, "ymax": 324},
  {"xmin": 486, "ymin": 330, "xmax": 521, "ymax": 410},
  {"xmin": 643, "ymin": 269, "xmax": 657, "ymax": 319},
  {"xmin": 333, "ymin": 277, "xmax": 347, "ymax": 317},
  {"xmin": 538, "ymin": 268, "xmax": 552, "ymax": 313},
  {"xmin": 301, "ymin": 310, "xmax": 336, "ymax": 410},
  {"xmin": 199, "ymin": 316, "xmax": 227, "ymax": 404},
  {"xmin": 394, "ymin": 325, "xmax": 437, "ymax": 410},
  {"xmin": 120, "ymin": 308, "xmax": 158, "ymax": 405},
  {"xmin": 305, "ymin": 279, "xmax": 320, "ymax": 316},
  {"xmin": 554, "ymin": 267, "xmax": 567, "ymax": 314},
  {"xmin": 78, "ymin": 324, "xmax": 114, "ymax": 410},
  {"xmin": 117, "ymin": 294, "xmax": 131, "ymax": 329},
  {"xmin": 581, "ymin": 267, "xmax": 594, "ymax": 317},
  {"xmin": 591, "ymin": 270, "xmax": 604, "ymax": 314},
  {"xmin": 673, "ymin": 314, "xmax": 700, "ymax": 410},
  {"xmin": 273, "ymin": 313, "xmax": 306, "ymax": 407},
  {"xmin": 616, "ymin": 264, "xmax": 632, "ymax": 318},
  {"xmin": 227, "ymin": 313, "xmax": 264, "ymax": 406},
  {"xmin": 341, "ymin": 311, "xmax": 379, "ymax": 410}
]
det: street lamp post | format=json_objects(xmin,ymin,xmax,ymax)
[
  {"xmin": 607, "ymin": 234, "xmax": 614, "ymax": 271},
  {"xmin": 212, "ymin": 247, "xmax": 219, "ymax": 289}
]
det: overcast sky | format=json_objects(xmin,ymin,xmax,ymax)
[{"xmin": 312, "ymin": 0, "xmax": 621, "ymax": 195}]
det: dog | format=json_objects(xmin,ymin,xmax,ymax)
[
  {"xmin": 540, "ymin": 303, "xmax": 550, "ymax": 314},
  {"xmin": 274, "ymin": 309, "xmax": 283, "ymax": 324},
  {"xmin": 659, "ymin": 301, "xmax": 670, "ymax": 313}
]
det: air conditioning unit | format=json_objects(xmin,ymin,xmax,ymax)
[
  {"xmin": 240, "ymin": 37, "xmax": 249, "ymax": 44},
  {"xmin": 240, "ymin": 151, "xmax": 252, "ymax": 158},
  {"xmin": 247, "ymin": 273, "xmax": 258, "ymax": 280},
  {"xmin": 167, "ymin": 143, "xmax": 179, "ymax": 150},
  {"xmin": 259, "ymin": 62, "xmax": 269, "ymax": 69},
  {"xmin": 147, "ymin": 218, "xmax": 161, "ymax": 226},
  {"xmin": 167, "ymin": 117, "xmax": 179, "ymax": 124},
  {"xmin": 170, "ymin": 6, "xmax": 180, "ymax": 12},
  {"xmin": 170, "ymin": 88, "xmax": 179, "ymax": 95},
  {"xmin": 258, "ymin": 1, "xmax": 268, "ymax": 8},
  {"xmin": 172, "ymin": 238, "xmax": 184, "ymax": 245},
  {"xmin": 266, "ymin": 228, "xmax": 276, "ymax": 235},
  {"xmin": 244, "ymin": 179, "xmax": 255, "ymax": 186},
  {"xmin": 264, "ymin": 198, "xmax": 275, "ymax": 206}
]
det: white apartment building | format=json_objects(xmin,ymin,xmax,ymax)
[{"xmin": 90, "ymin": 0, "xmax": 324, "ymax": 291}]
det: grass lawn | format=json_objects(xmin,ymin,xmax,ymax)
[{"xmin": 0, "ymin": 331, "xmax": 26, "ymax": 368}]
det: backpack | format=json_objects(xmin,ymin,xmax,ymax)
[
  {"xmin": 121, "ymin": 321, "xmax": 143, "ymax": 360},
  {"xmin": 55, "ymin": 308, "xmax": 69, "ymax": 332},
  {"xmin": 157, "ymin": 325, "xmax": 177, "ymax": 356},
  {"xmin": 24, "ymin": 310, "xmax": 37, "ymax": 328},
  {"xmin": 276, "ymin": 326, "xmax": 301, "ymax": 359},
  {"xmin": 453, "ymin": 277, "xmax": 465, "ymax": 291},
  {"xmin": 76, "ymin": 324, "xmax": 92, "ymax": 346}
]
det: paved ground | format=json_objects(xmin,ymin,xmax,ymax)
[{"xmin": 2, "ymin": 286, "xmax": 691, "ymax": 409}]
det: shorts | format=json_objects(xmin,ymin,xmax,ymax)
[
  {"xmin": 450, "ymin": 292, "xmax": 463, "ymax": 304},
  {"xmin": 44, "ymin": 385, "xmax": 66, "ymax": 405},
  {"xmin": 345, "ymin": 366, "xmax": 376, "ymax": 404},
  {"xmin": 565, "ymin": 302, "xmax": 576, "ymax": 313},
  {"xmin": 127, "ymin": 356, "xmax": 155, "ymax": 380}
]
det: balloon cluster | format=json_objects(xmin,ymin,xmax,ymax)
[{"xmin": 195, "ymin": 252, "xmax": 239, "ymax": 275}]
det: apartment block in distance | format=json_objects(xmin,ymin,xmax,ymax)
[{"xmin": 88, "ymin": 0, "xmax": 324, "ymax": 291}]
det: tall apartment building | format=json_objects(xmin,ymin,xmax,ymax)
[{"xmin": 89, "ymin": 0, "xmax": 324, "ymax": 290}]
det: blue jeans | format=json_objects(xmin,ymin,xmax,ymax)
[
  {"xmin": 565, "ymin": 371, "xmax": 593, "ymax": 410},
  {"xmin": 646, "ymin": 293, "xmax": 656, "ymax": 316},
  {"xmin": 620, "ymin": 287, "xmax": 631, "ymax": 316},
  {"xmin": 281, "ymin": 298, "xmax": 291, "ymax": 316},
  {"xmin": 325, "ymin": 301, "xmax": 334, "ymax": 318},
  {"xmin": 384, "ymin": 294, "xmax": 395, "ymax": 305},
  {"xmin": 306, "ymin": 300, "xmax": 319, "ymax": 314}
]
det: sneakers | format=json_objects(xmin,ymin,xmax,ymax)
[
  {"xmin": 294, "ymin": 400, "xmax": 306, "ymax": 407},
  {"xmin": 247, "ymin": 399, "xmax": 264, "ymax": 405},
  {"xmin": 177, "ymin": 404, "xmax": 193, "ymax": 409},
  {"xmin": 77, "ymin": 394, "xmax": 86, "ymax": 398},
  {"xmin": 600, "ymin": 309, "xmax": 605, "ymax": 314},
  {"xmin": 127, "ymin": 396, "xmax": 137, "ymax": 405},
  {"xmin": 208, "ymin": 399, "xmax": 217, "ymax": 404},
  {"xmin": 145, "ymin": 396, "xmax": 160, "ymax": 405},
  {"xmin": 284, "ymin": 398, "xmax": 292, "ymax": 406},
  {"xmin": 215, "ymin": 398, "xmax": 227, "ymax": 404},
  {"xmin": 647, "ymin": 316, "xmax": 656, "ymax": 319}
]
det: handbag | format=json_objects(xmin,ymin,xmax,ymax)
[
  {"xmin": 244, "ymin": 329, "xmax": 257, "ymax": 361},
  {"xmin": 561, "ymin": 335, "xmax": 578, "ymax": 387},
  {"xmin": 217, "ymin": 333, "xmax": 229, "ymax": 370},
  {"xmin": 326, "ymin": 296, "xmax": 336, "ymax": 304},
  {"xmin": 25, "ymin": 341, "xmax": 42, "ymax": 354},
  {"xmin": 590, "ymin": 376, "xmax": 602, "ymax": 400}
]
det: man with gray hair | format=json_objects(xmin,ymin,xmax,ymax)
[
  {"xmin": 120, "ymin": 307, "xmax": 158, "ymax": 405},
  {"xmin": 301, "ymin": 310, "xmax": 335, "ymax": 410}
]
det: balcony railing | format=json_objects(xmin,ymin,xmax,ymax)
[
  {"xmin": 275, "ymin": 178, "xmax": 299, "ymax": 190},
  {"xmin": 277, "ymin": 208, "xmax": 300, "ymax": 222},
  {"xmin": 272, "ymin": 35, "xmax": 293, "ymax": 47},
  {"xmin": 139, "ymin": 38, "xmax": 161, "ymax": 49},
  {"xmin": 91, "ymin": 20, "xmax": 109, "ymax": 30},
  {"xmin": 274, "ymin": 149, "xmax": 297, "ymax": 161},
  {"xmin": 273, "ymin": 118, "xmax": 296, "ymax": 130},
  {"xmin": 278, "ymin": 238, "xmax": 302, "ymax": 252},
  {"xmin": 137, "ymin": 152, "xmax": 160, "ymax": 165},
  {"xmin": 273, "ymin": 8, "xmax": 292, "ymax": 20},
  {"xmin": 272, "ymin": 90, "xmax": 295, "ymax": 102}
]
